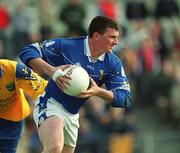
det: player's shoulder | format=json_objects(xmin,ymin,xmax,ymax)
[
  {"xmin": 58, "ymin": 36, "xmax": 86, "ymax": 50},
  {"xmin": 60, "ymin": 36, "xmax": 86, "ymax": 44},
  {"xmin": 42, "ymin": 36, "xmax": 86, "ymax": 47},
  {"xmin": 106, "ymin": 52, "xmax": 121, "ymax": 64},
  {"xmin": 51, "ymin": 36, "xmax": 86, "ymax": 42},
  {"xmin": 0, "ymin": 59, "xmax": 17, "ymax": 78},
  {"xmin": 62, "ymin": 36, "xmax": 86, "ymax": 41},
  {"xmin": 0, "ymin": 59, "xmax": 17, "ymax": 65}
]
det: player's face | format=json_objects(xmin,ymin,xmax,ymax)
[{"xmin": 98, "ymin": 28, "xmax": 119, "ymax": 53}]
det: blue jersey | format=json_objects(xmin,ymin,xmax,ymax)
[{"xmin": 19, "ymin": 36, "xmax": 132, "ymax": 114}]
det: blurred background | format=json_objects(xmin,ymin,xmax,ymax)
[{"xmin": 0, "ymin": 0, "xmax": 180, "ymax": 152}]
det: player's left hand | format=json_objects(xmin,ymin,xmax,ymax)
[{"xmin": 77, "ymin": 78, "xmax": 100, "ymax": 98}]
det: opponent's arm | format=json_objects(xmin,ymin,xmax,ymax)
[{"xmin": 15, "ymin": 62, "xmax": 48, "ymax": 99}]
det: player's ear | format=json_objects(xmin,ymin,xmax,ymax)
[{"xmin": 93, "ymin": 32, "xmax": 101, "ymax": 40}]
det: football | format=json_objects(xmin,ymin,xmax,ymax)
[{"xmin": 63, "ymin": 65, "xmax": 90, "ymax": 96}]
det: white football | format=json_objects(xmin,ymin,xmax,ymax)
[{"xmin": 63, "ymin": 65, "xmax": 90, "ymax": 96}]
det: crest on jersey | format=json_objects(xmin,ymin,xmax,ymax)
[{"xmin": 98, "ymin": 70, "xmax": 104, "ymax": 80}]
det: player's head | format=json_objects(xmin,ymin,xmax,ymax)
[
  {"xmin": 88, "ymin": 16, "xmax": 119, "ymax": 53},
  {"xmin": 88, "ymin": 16, "xmax": 119, "ymax": 38}
]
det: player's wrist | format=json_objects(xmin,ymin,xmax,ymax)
[{"xmin": 52, "ymin": 69, "xmax": 65, "ymax": 82}]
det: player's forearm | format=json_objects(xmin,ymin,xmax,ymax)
[
  {"xmin": 97, "ymin": 87, "xmax": 133, "ymax": 108},
  {"xmin": 28, "ymin": 58, "xmax": 56, "ymax": 78},
  {"xmin": 97, "ymin": 87, "xmax": 114, "ymax": 104}
]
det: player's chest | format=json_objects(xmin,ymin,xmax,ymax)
[
  {"xmin": 0, "ymin": 81, "xmax": 16, "ymax": 112},
  {"xmin": 63, "ymin": 53, "xmax": 109, "ymax": 84},
  {"xmin": 80, "ymin": 61, "xmax": 108, "ymax": 85}
]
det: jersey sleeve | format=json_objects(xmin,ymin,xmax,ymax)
[
  {"xmin": 15, "ymin": 62, "xmax": 47, "ymax": 99},
  {"xmin": 105, "ymin": 60, "xmax": 133, "ymax": 108},
  {"xmin": 19, "ymin": 39, "xmax": 62, "ymax": 67}
]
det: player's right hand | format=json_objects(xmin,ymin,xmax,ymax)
[{"xmin": 52, "ymin": 65, "xmax": 72, "ymax": 91}]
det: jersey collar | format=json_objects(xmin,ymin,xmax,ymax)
[{"xmin": 84, "ymin": 37, "xmax": 105, "ymax": 62}]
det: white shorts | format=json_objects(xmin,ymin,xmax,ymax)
[{"xmin": 33, "ymin": 93, "xmax": 80, "ymax": 147}]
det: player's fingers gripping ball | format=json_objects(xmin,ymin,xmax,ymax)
[{"xmin": 52, "ymin": 65, "xmax": 90, "ymax": 96}]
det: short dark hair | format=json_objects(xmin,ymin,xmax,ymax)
[{"xmin": 88, "ymin": 16, "xmax": 119, "ymax": 38}]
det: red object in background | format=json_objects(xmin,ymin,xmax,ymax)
[
  {"xmin": 174, "ymin": 39, "xmax": 180, "ymax": 52},
  {"xmin": 99, "ymin": 0, "xmax": 117, "ymax": 20},
  {"xmin": 141, "ymin": 47, "xmax": 153, "ymax": 72},
  {"xmin": 139, "ymin": 39, "xmax": 154, "ymax": 73},
  {"xmin": 0, "ymin": 7, "xmax": 10, "ymax": 30}
]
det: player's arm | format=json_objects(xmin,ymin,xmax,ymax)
[
  {"xmin": 79, "ymin": 78, "xmax": 114, "ymax": 103},
  {"xmin": 19, "ymin": 40, "xmax": 71, "ymax": 90},
  {"xmin": 19, "ymin": 41, "xmax": 58, "ymax": 77},
  {"xmin": 79, "ymin": 77, "xmax": 132, "ymax": 108},
  {"xmin": 28, "ymin": 58, "xmax": 57, "ymax": 78},
  {"xmin": 28, "ymin": 58, "xmax": 71, "ymax": 91},
  {"xmin": 106, "ymin": 62, "xmax": 133, "ymax": 108},
  {"xmin": 80, "ymin": 62, "xmax": 133, "ymax": 108}
]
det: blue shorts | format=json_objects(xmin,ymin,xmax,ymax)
[{"xmin": 0, "ymin": 118, "xmax": 24, "ymax": 153}]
